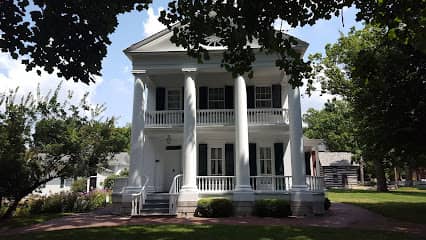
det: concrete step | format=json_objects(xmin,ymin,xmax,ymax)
[
  {"xmin": 145, "ymin": 199, "xmax": 169, "ymax": 204},
  {"xmin": 143, "ymin": 203, "xmax": 169, "ymax": 209},
  {"xmin": 146, "ymin": 193, "xmax": 170, "ymax": 201},
  {"xmin": 141, "ymin": 208, "xmax": 169, "ymax": 214},
  {"xmin": 132, "ymin": 213, "xmax": 177, "ymax": 217}
]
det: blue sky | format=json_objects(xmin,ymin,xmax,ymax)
[{"xmin": 0, "ymin": 4, "xmax": 362, "ymax": 126}]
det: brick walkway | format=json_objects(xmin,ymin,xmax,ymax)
[{"xmin": 1, "ymin": 203, "xmax": 425, "ymax": 236}]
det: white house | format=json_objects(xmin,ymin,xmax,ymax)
[{"xmin": 114, "ymin": 27, "xmax": 325, "ymax": 216}]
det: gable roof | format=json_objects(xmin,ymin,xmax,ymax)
[
  {"xmin": 124, "ymin": 24, "xmax": 309, "ymax": 55},
  {"xmin": 318, "ymin": 152, "xmax": 358, "ymax": 167}
]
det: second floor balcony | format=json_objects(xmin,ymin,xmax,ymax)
[{"xmin": 144, "ymin": 108, "xmax": 289, "ymax": 128}]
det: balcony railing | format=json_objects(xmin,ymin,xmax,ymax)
[{"xmin": 144, "ymin": 108, "xmax": 288, "ymax": 128}]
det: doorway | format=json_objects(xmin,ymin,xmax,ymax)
[{"xmin": 161, "ymin": 146, "xmax": 182, "ymax": 192}]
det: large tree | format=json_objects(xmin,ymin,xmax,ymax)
[
  {"xmin": 310, "ymin": 26, "xmax": 426, "ymax": 191},
  {"xmin": 0, "ymin": 84, "xmax": 126, "ymax": 219},
  {"xmin": 1, "ymin": 1, "xmax": 424, "ymax": 87}
]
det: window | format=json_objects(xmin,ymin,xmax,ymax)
[
  {"xmin": 208, "ymin": 88, "xmax": 225, "ymax": 109},
  {"xmin": 255, "ymin": 86, "xmax": 272, "ymax": 108},
  {"xmin": 259, "ymin": 147, "xmax": 272, "ymax": 175},
  {"xmin": 60, "ymin": 177, "xmax": 65, "ymax": 188},
  {"xmin": 167, "ymin": 89, "xmax": 181, "ymax": 110},
  {"xmin": 210, "ymin": 147, "xmax": 224, "ymax": 175}
]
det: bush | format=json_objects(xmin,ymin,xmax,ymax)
[
  {"xmin": 63, "ymin": 192, "xmax": 78, "ymax": 212},
  {"xmin": 42, "ymin": 193, "xmax": 63, "ymax": 213},
  {"xmin": 29, "ymin": 198, "xmax": 44, "ymax": 214},
  {"xmin": 324, "ymin": 197, "xmax": 331, "ymax": 210},
  {"xmin": 254, "ymin": 199, "xmax": 291, "ymax": 217},
  {"xmin": 103, "ymin": 175, "xmax": 118, "ymax": 190},
  {"xmin": 88, "ymin": 190, "xmax": 107, "ymax": 209},
  {"xmin": 195, "ymin": 198, "xmax": 233, "ymax": 217},
  {"xmin": 71, "ymin": 178, "xmax": 87, "ymax": 193}
]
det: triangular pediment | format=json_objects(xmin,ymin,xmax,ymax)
[{"xmin": 124, "ymin": 26, "xmax": 308, "ymax": 54}]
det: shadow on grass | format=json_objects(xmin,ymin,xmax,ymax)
[
  {"xmin": 6, "ymin": 224, "xmax": 421, "ymax": 240},
  {"xmin": 355, "ymin": 202, "xmax": 426, "ymax": 225}
]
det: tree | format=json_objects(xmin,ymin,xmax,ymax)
[
  {"xmin": 1, "ymin": 1, "xmax": 425, "ymax": 87},
  {"xmin": 310, "ymin": 25, "xmax": 426, "ymax": 191},
  {"xmin": 0, "ymin": 84, "xmax": 123, "ymax": 219},
  {"xmin": 303, "ymin": 100, "xmax": 357, "ymax": 152}
]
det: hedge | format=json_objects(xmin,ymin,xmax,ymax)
[
  {"xmin": 195, "ymin": 198, "xmax": 233, "ymax": 217},
  {"xmin": 254, "ymin": 199, "xmax": 291, "ymax": 217}
]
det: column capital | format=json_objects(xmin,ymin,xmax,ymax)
[{"xmin": 182, "ymin": 68, "xmax": 198, "ymax": 78}]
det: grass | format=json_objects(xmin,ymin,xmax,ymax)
[
  {"xmin": 327, "ymin": 187, "xmax": 426, "ymax": 224},
  {"xmin": 0, "ymin": 213, "xmax": 69, "ymax": 230},
  {"xmin": 5, "ymin": 224, "xmax": 422, "ymax": 240}
]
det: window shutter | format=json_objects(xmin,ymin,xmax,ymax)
[
  {"xmin": 198, "ymin": 144, "xmax": 208, "ymax": 176},
  {"xmin": 225, "ymin": 144, "xmax": 235, "ymax": 176},
  {"xmin": 156, "ymin": 87, "xmax": 165, "ymax": 110},
  {"xmin": 272, "ymin": 84, "xmax": 282, "ymax": 108},
  {"xmin": 224, "ymin": 86, "xmax": 234, "ymax": 109},
  {"xmin": 274, "ymin": 143, "xmax": 284, "ymax": 175},
  {"xmin": 181, "ymin": 87, "xmax": 184, "ymax": 110},
  {"xmin": 246, "ymin": 86, "xmax": 255, "ymax": 109},
  {"xmin": 199, "ymin": 87, "xmax": 208, "ymax": 109},
  {"xmin": 249, "ymin": 143, "xmax": 257, "ymax": 176}
]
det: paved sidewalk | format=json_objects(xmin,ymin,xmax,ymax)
[{"xmin": 1, "ymin": 203, "xmax": 425, "ymax": 236}]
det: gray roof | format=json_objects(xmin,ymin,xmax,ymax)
[
  {"xmin": 108, "ymin": 152, "xmax": 129, "ymax": 166},
  {"xmin": 318, "ymin": 152, "xmax": 358, "ymax": 166}
]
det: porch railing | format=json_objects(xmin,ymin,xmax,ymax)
[
  {"xmin": 196, "ymin": 176, "xmax": 236, "ymax": 192},
  {"xmin": 168, "ymin": 174, "xmax": 183, "ymax": 215},
  {"xmin": 250, "ymin": 176, "xmax": 292, "ymax": 192},
  {"xmin": 130, "ymin": 176, "xmax": 149, "ymax": 216},
  {"xmin": 144, "ymin": 108, "xmax": 288, "ymax": 127},
  {"xmin": 306, "ymin": 176, "xmax": 324, "ymax": 192}
]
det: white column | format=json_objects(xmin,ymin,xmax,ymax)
[
  {"xmin": 234, "ymin": 75, "xmax": 252, "ymax": 192},
  {"xmin": 288, "ymin": 85, "xmax": 307, "ymax": 189},
  {"xmin": 181, "ymin": 68, "xmax": 198, "ymax": 192},
  {"xmin": 315, "ymin": 149, "xmax": 321, "ymax": 176},
  {"xmin": 128, "ymin": 72, "xmax": 148, "ymax": 187}
]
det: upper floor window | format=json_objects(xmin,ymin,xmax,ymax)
[
  {"xmin": 167, "ymin": 89, "xmax": 181, "ymax": 110},
  {"xmin": 208, "ymin": 88, "xmax": 225, "ymax": 109},
  {"xmin": 209, "ymin": 147, "xmax": 224, "ymax": 175},
  {"xmin": 255, "ymin": 87, "xmax": 272, "ymax": 108},
  {"xmin": 259, "ymin": 147, "xmax": 272, "ymax": 175}
]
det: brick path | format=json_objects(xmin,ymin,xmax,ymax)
[{"xmin": 1, "ymin": 203, "xmax": 425, "ymax": 236}]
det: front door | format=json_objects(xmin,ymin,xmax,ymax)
[{"xmin": 163, "ymin": 147, "xmax": 182, "ymax": 192}]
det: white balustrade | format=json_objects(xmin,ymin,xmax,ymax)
[
  {"xmin": 306, "ymin": 176, "xmax": 325, "ymax": 192},
  {"xmin": 168, "ymin": 174, "xmax": 183, "ymax": 214},
  {"xmin": 250, "ymin": 176, "xmax": 292, "ymax": 192},
  {"xmin": 130, "ymin": 176, "xmax": 149, "ymax": 216},
  {"xmin": 196, "ymin": 176, "xmax": 235, "ymax": 192},
  {"xmin": 145, "ymin": 108, "xmax": 288, "ymax": 128},
  {"xmin": 247, "ymin": 108, "xmax": 289, "ymax": 125}
]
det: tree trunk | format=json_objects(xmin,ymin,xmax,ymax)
[
  {"xmin": 374, "ymin": 158, "xmax": 388, "ymax": 192},
  {"xmin": 1, "ymin": 196, "xmax": 22, "ymax": 220}
]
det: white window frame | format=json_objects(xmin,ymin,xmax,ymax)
[
  {"xmin": 208, "ymin": 144, "xmax": 225, "ymax": 176},
  {"xmin": 255, "ymin": 86, "xmax": 272, "ymax": 109},
  {"xmin": 208, "ymin": 87, "xmax": 225, "ymax": 109},
  {"xmin": 166, "ymin": 88, "xmax": 182, "ymax": 110},
  {"xmin": 257, "ymin": 145, "xmax": 274, "ymax": 176}
]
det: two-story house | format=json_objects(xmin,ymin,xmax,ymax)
[{"xmin": 114, "ymin": 27, "xmax": 325, "ymax": 217}]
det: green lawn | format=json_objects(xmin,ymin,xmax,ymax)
[
  {"xmin": 327, "ymin": 187, "xmax": 426, "ymax": 224},
  {"xmin": 5, "ymin": 224, "xmax": 422, "ymax": 240},
  {"xmin": 0, "ymin": 213, "xmax": 68, "ymax": 230}
]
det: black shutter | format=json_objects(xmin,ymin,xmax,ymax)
[
  {"xmin": 225, "ymin": 86, "xmax": 234, "ymax": 109},
  {"xmin": 272, "ymin": 84, "xmax": 282, "ymax": 108},
  {"xmin": 246, "ymin": 86, "xmax": 255, "ymax": 109},
  {"xmin": 274, "ymin": 143, "xmax": 284, "ymax": 175},
  {"xmin": 305, "ymin": 152, "xmax": 312, "ymax": 175},
  {"xmin": 225, "ymin": 144, "xmax": 235, "ymax": 176},
  {"xmin": 198, "ymin": 144, "xmax": 208, "ymax": 176},
  {"xmin": 181, "ymin": 87, "xmax": 184, "ymax": 110},
  {"xmin": 199, "ymin": 87, "xmax": 208, "ymax": 109},
  {"xmin": 249, "ymin": 143, "xmax": 257, "ymax": 176},
  {"xmin": 156, "ymin": 87, "xmax": 165, "ymax": 110}
]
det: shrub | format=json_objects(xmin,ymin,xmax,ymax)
[
  {"xmin": 103, "ymin": 175, "xmax": 118, "ymax": 190},
  {"xmin": 29, "ymin": 198, "xmax": 44, "ymax": 214},
  {"xmin": 254, "ymin": 199, "xmax": 291, "ymax": 217},
  {"xmin": 71, "ymin": 178, "xmax": 87, "ymax": 193},
  {"xmin": 42, "ymin": 193, "xmax": 63, "ymax": 213},
  {"xmin": 196, "ymin": 198, "xmax": 233, "ymax": 217},
  {"xmin": 63, "ymin": 192, "xmax": 78, "ymax": 212},
  {"xmin": 88, "ymin": 190, "xmax": 107, "ymax": 209},
  {"xmin": 324, "ymin": 197, "xmax": 331, "ymax": 210}
]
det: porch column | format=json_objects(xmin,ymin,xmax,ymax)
[
  {"xmin": 234, "ymin": 75, "xmax": 252, "ymax": 192},
  {"xmin": 128, "ymin": 71, "xmax": 148, "ymax": 187},
  {"xmin": 288, "ymin": 85, "xmax": 307, "ymax": 189},
  {"xmin": 181, "ymin": 68, "xmax": 198, "ymax": 192}
]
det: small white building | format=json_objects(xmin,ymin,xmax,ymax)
[
  {"xmin": 88, "ymin": 152, "xmax": 130, "ymax": 191},
  {"xmin": 115, "ymin": 27, "xmax": 325, "ymax": 216},
  {"xmin": 36, "ymin": 177, "xmax": 73, "ymax": 196}
]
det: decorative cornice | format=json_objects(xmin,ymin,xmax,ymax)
[{"xmin": 131, "ymin": 69, "xmax": 147, "ymax": 75}]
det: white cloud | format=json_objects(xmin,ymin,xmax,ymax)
[
  {"xmin": 143, "ymin": 7, "xmax": 166, "ymax": 37},
  {"xmin": 300, "ymin": 78, "xmax": 335, "ymax": 114},
  {"xmin": 0, "ymin": 53, "xmax": 102, "ymax": 109}
]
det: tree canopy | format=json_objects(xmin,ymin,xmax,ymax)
[
  {"xmin": 1, "ymin": 1, "xmax": 425, "ymax": 87},
  {"xmin": 0, "ymin": 84, "xmax": 129, "ymax": 218},
  {"xmin": 310, "ymin": 25, "xmax": 426, "ymax": 191}
]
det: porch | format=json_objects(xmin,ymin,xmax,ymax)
[{"xmin": 144, "ymin": 108, "xmax": 289, "ymax": 128}]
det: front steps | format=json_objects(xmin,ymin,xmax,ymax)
[{"xmin": 134, "ymin": 193, "xmax": 176, "ymax": 217}]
